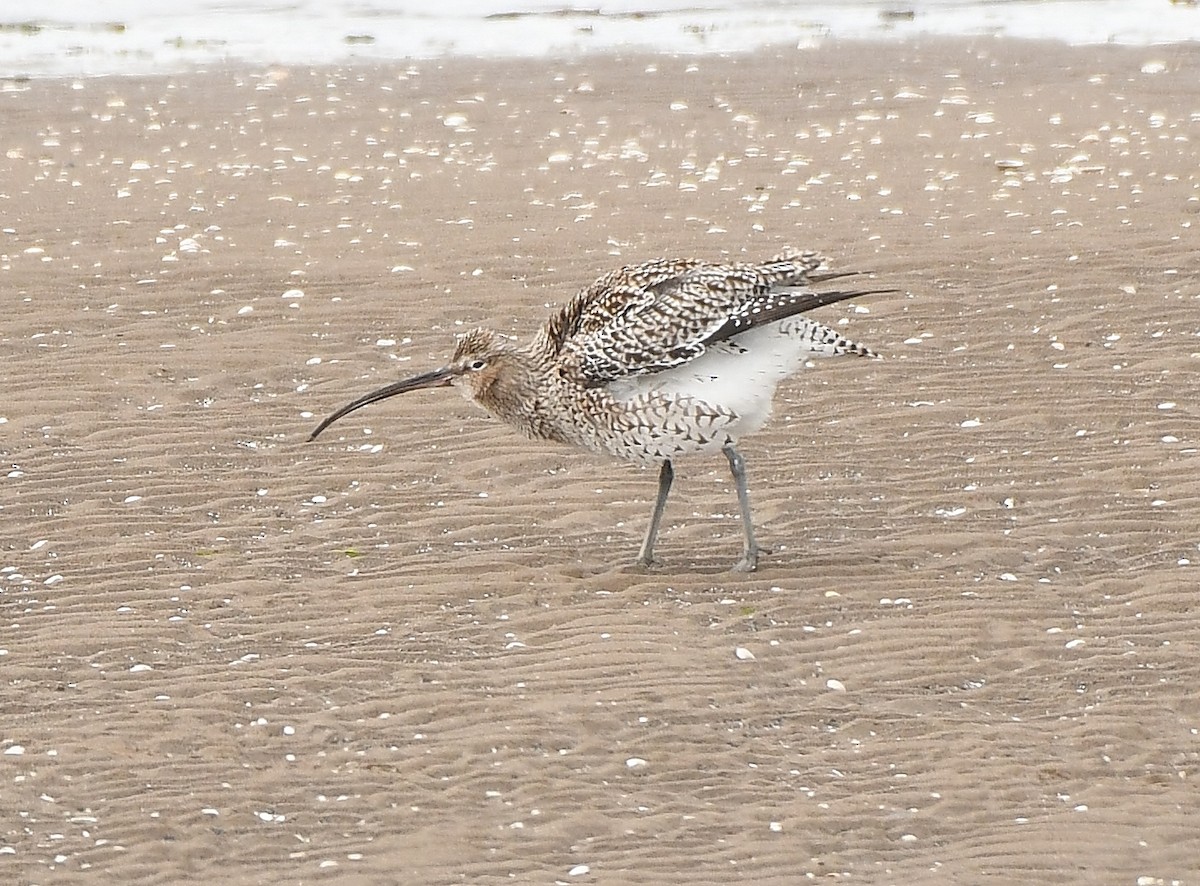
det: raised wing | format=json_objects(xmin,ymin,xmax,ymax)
[{"xmin": 543, "ymin": 249, "xmax": 868, "ymax": 385}]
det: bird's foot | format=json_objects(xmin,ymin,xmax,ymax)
[
  {"xmin": 729, "ymin": 545, "xmax": 758, "ymax": 573},
  {"xmin": 731, "ymin": 550, "xmax": 759, "ymax": 573},
  {"xmin": 633, "ymin": 553, "xmax": 659, "ymax": 570}
]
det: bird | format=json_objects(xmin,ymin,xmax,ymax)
[{"xmin": 308, "ymin": 248, "xmax": 889, "ymax": 571}]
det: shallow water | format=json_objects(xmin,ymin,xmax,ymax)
[{"xmin": 3, "ymin": 0, "xmax": 1199, "ymax": 78}]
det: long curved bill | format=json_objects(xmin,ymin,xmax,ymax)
[{"xmin": 307, "ymin": 366, "xmax": 454, "ymax": 441}]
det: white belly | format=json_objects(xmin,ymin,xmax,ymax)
[{"xmin": 606, "ymin": 318, "xmax": 849, "ymax": 448}]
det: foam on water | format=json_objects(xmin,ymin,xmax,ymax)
[{"xmin": 2, "ymin": 0, "xmax": 1198, "ymax": 78}]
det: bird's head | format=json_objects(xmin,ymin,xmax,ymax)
[
  {"xmin": 306, "ymin": 327, "xmax": 516, "ymax": 441},
  {"xmin": 447, "ymin": 327, "xmax": 515, "ymax": 402}
]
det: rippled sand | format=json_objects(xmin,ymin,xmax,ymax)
[{"xmin": 2, "ymin": 39, "xmax": 1198, "ymax": 883}]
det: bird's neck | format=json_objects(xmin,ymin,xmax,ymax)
[{"xmin": 471, "ymin": 344, "xmax": 580, "ymax": 447}]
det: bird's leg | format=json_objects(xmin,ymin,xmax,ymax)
[
  {"xmin": 723, "ymin": 444, "xmax": 759, "ymax": 572},
  {"xmin": 636, "ymin": 460, "xmax": 674, "ymax": 567}
]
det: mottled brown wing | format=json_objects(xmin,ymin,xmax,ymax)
[{"xmin": 546, "ymin": 251, "xmax": 833, "ymax": 385}]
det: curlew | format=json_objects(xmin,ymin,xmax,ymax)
[{"xmin": 309, "ymin": 248, "xmax": 890, "ymax": 571}]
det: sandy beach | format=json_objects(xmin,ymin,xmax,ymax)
[{"xmin": 2, "ymin": 37, "xmax": 1199, "ymax": 883}]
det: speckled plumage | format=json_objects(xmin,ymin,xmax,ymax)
[
  {"xmin": 546, "ymin": 248, "xmax": 865, "ymax": 382},
  {"xmin": 309, "ymin": 248, "xmax": 890, "ymax": 571}
]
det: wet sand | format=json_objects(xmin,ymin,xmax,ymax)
[{"xmin": 2, "ymin": 38, "xmax": 1199, "ymax": 884}]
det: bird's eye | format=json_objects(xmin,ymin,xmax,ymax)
[{"xmin": 468, "ymin": 358, "xmax": 487, "ymax": 371}]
